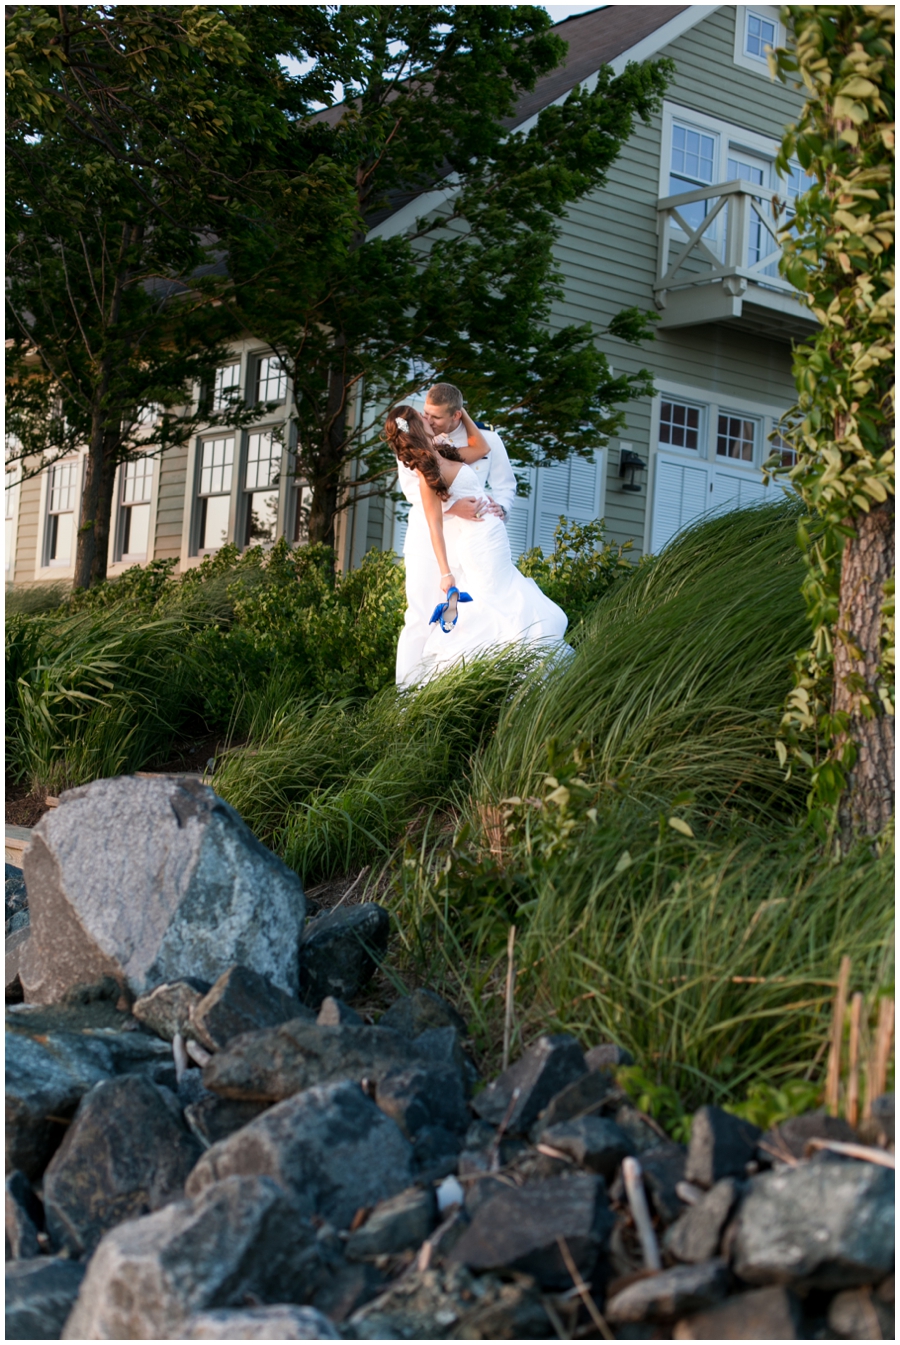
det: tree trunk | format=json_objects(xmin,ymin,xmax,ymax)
[
  {"xmin": 73, "ymin": 401, "xmax": 119, "ymax": 590},
  {"xmin": 307, "ymin": 358, "xmax": 349, "ymax": 552},
  {"xmin": 833, "ymin": 497, "xmax": 895, "ymax": 843}
]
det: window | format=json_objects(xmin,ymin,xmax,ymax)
[
  {"xmin": 717, "ymin": 413, "xmax": 756, "ymax": 463},
  {"xmin": 659, "ymin": 400, "xmax": 702, "ymax": 452},
  {"xmin": 119, "ymin": 456, "xmax": 154, "ymax": 559},
  {"xmin": 670, "ymin": 122, "xmax": 717, "ymax": 232},
  {"xmin": 47, "ymin": 460, "xmax": 79, "ymax": 565},
  {"xmin": 745, "ymin": 9, "xmax": 776, "ymax": 61},
  {"xmin": 769, "ymin": 431, "xmax": 798, "ymax": 468},
  {"xmin": 783, "ymin": 161, "xmax": 815, "ymax": 216},
  {"xmin": 291, "ymin": 481, "xmax": 313, "ymax": 545},
  {"xmin": 197, "ymin": 436, "xmax": 234, "ymax": 550},
  {"xmin": 255, "ymin": 355, "xmax": 287, "ymax": 406},
  {"xmin": 727, "ymin": 153, "xmax": 771, "ymax": 265},
  {"xmin": 244, "ymin": 430, "xmax": 280, "ymax": 546},
  {"xmin": 5, "ymin": 465, "xmax": 19, "ymax": 573},
  {"xmin": 136, "ymin": 402, "xmax": 160, "ymax": 426},
  {"xmin": 212, "ymin": 364, "xmax": 241, "ymax": 413}
]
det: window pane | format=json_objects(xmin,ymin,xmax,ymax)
[
  {"xmin": 717, "ymin": 413, "xmax": 756, "ymax": 462},
  {"xmin": 199, "ymin": 437, "xmax": 234, "ymax": 496},
  {"xmin": 212, "ymin": 364, "xmax": 241, "ymax": 412},
  {"xmin": 122, "ymin": 502, "xmax": 151, "ymax": 557},
  {"xmin": 123, "ymin": 456, "xmax": 153, "ymax": 504},
  {"xmin": 293, "ymin": 484, "xmax": 313, "ymax": 544},
  {"xmin": 49, "ymin": 461, "xmax": 78, "ymax": 514},
  {"xmin": 769, "ymin": 432, "xmax": 797, "ymax": 468},
  {"xmin": 671, "ymin": 123, "xmax": 715, "ymax": 185},
  {"xmin": 245, "ymin": 431, "xmax": 280, "ymax": 491},
  {"xmin": 245, "ymin": 489, "xmax": 279, "ymax": 546},
  {"xmin": 49, "ymin": 510, "xmax": 74, "ymax": 564},
  {"xmin": 746, "ymin": 11, "xmax": 776, "ymax": 58},
  {"xmin": 200, "ymin": 493, "xmax": 230, "ymax": 549},
  {"xmin": 256, "ymin": 355, "xmax": 287, "ymax": 404},
  {"xmin": 660, "ymin": 401, "xmax": 701, "ymax": 452}
]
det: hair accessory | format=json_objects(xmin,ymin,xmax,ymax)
[{"xmin": 395, "ymin": 417, "xmax": 409, "ymax": 433}]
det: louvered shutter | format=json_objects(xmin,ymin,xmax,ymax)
[
  {"xmin": 650, "ymin": 455, "xmax": 712, "ymax": 553},
  {"xmin": 532, "ymin": 451, "xmax": 604, "ymax": 556},
  {"xmin": 712, "ymin": 465, "xmax": 769, "ymax": 513}
]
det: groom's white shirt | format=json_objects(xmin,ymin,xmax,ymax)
[{"xmin": 396, "ymin": 423, "xmax": 517, "ymax": 518}]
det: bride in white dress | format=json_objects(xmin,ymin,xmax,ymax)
[{"xmin": 384, "ymin": 405, "xmax": 569, "ymax": 681}]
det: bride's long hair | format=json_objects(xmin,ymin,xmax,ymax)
[{"xmin": 383, "ymin": 404, "xmax": 459, "ymax": 501}]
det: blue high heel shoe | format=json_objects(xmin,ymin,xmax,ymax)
[{"xmin": 429, "ymin": 586, "xmax": 473, "ymax": 633}]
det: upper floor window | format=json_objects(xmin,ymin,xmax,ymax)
[
  {"xmin": 212, "ymin": 364, "xmax": 241, "ymax": 414},
  {"xmin": 119, "ymin": 456, "xmax": 154, "ymax": 560},
  {"xmin": 47, "ymin": 460, "xmax": 79, "ymax": 565},
  {"xmin": 244, "ymin": 430, "xmax": 280, "ymax": 546},
  {"xmin": 717, "ymin": 413, "xmax": 757, "ymax": 463},
  {"xmin": 669, "ymin": 122, "xmax": 717, "ymax": 232},
  {"xmin": 659, "ymin": 399, "xmax": 702, "ymax": 452},
  {"xmin": 745, "ymin": 10, "xmax": 776, "ymax": 61},
  {"xmin": 769, "ymin": 431, "xmax": 798, "ymax": 468},
  {"xmin": 256, "ymin": 355, "xmax": 287, "ymax": 405},
  {"xmin": 197, "ymin": 435, "xmax": 234, "ymax": 551},
  {"xmin": 734, "ymin": 6, "xmax": 784, "ymax": 75}
]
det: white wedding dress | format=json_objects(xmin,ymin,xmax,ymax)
[{"xmin": 416, "ymin": 463, "xmax": 569, "ymax": 680}]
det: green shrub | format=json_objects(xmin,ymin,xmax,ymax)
[{"xmin": 516, "ymin": 517, "xmax": 636, "ymax": 635}]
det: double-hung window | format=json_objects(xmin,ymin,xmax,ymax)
[
  {"xmin": 119, "ymin": 456, "xmax": 154, "ymax": 560},
  {"xmin": 212, "ymin": 364, "xmax": 241, "ymax": 414},
  {"xmin": 197, "ymin": 436, "xmax": 234, "ymax": 551},
  {"xmin": 244, "ymin": 431, "xmax": 280, "ymax": 546},
  {"xmin": 255, "ymin": 355, "xmax": 287, "ymax": 406},
  {"xmin": 46, "ymin": 460, "xmax": 79, "ymax": 565},
  {"xmin": 669, "ymin": 122, "xmax": 717, "ymax": 233},
  {"xmin": 744, "ymin": 10, "xmax": 776, "ymax": 61},
  {"xmin": 716, "ymin": 414, "xmax": 757, "ymax": 463},
  {"xmin": 659, "ymin": 399, "xmax": 702, "ymax": 452}
]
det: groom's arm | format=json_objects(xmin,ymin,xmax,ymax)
[{"xmin": 483, "ymin": 431, "xmax": 517, "ymax": 518}]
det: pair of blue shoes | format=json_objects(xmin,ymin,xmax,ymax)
[{"xmin": 429, "ymin": 586, "xmax": 473, "ymax": 633}]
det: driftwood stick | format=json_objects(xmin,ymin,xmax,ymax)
[
  {"xmin": 502, "ymin": 924, "xmax": 516, "ymax": 1073},
  {"xmin": 621, "ymin": 1156, "xmax": 662, "ymax": 1272},
  {"xmin": 825, "ymin": 955, "xmax": 851, "ymax": 1116},
  {"xmin": 846, "ymin": 991, "xmax": 863, "ymax": 1127},
  {"xmin": 805, "ymin": 1137, "xmax": 895, "ymax": 1169},
  {"xmin": 556, "ymin": 1235, "xmax": 615, "ymax": 1341},
  {"xmin": 172, "ymin": 1031, "xmax": 188, "ymax": 1083}
]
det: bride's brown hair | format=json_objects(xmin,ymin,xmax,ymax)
[{"xmin": 383, "ymin": 404, "xmax": 459, "ymax": 501}]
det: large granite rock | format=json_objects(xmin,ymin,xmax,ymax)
[
  {"xmin": 5, "ymin": 864, "xmax": 28, "ymax": 935},
  {"xmin": 62, "ymin": 1176, "xmax": 324, "ymax": 1340},
  {"xmin": 6, "ymin": 1257, "xmax": 86, "ymax": 1341},
  {"xmin": 6, "ymin": 1027, "xmax": 115, "ymax": 1179},
  {"xmin": 5, "ymin": 1171, "xmax": 43, "ymax": 1261},
  {"xmin": 471, "ymin": 1034, "xmax": 586, "ymax": 1134},
  {"xmin": 201, "ymin": 1020, "xmax": 429, "ymax": 1102},
  {"xmin": 191, "ymin": 965, "xmax": 312, "ymax": 1051},
  {"xmin": 186, "ymin": 1080, "xmax": 415, "ymax": 1230},
  {"xmin": 449, "ymin": 1172, "xmax": 613, "ymax": 1289},
  {"xmin": 374, "ymin": 1064, "xmax": 469, "ymax": 1139},
  {"xmin": 605, "ymin": 1260, "xmax": 729, "ymax": 1324},
  {"xmin": 298, "ymin": 904, "xmax": 389, "ymax": 1007},
  {"xmin": 43, "ymin": 1074, "xmax": 202, "ymax": 1256},
  {"xmin": 20, "ymin": 776, "xmax": 306, "ymax": 1004},
  {"xmin": 731, "ymin": 1156, "xmax": 894, "ymax": 1289},
  {"xmin": 673, "ymin": 1285, "xmax": 802, "ymax": 1339}
]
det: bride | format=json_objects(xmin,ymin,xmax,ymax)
[{"xmin": 385, "ymin": 404, "xmax": 569, "ymax": 681}]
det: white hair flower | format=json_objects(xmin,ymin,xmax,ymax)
[{"xmin": 395, "ymin": 416, "xmax": 409, "ymax": 433}]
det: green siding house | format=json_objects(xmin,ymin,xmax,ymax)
[{"xmin": 7, "ymin": 5, "xmax": 812, "ymax": 589}]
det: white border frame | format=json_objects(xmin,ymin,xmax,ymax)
[
  {"xmin": 733, "ymin": 5, "xmax": 785, "ymax": 76},
  {"xmin": 107, "ymin": 451, "xmax": 162, "ymax": 575}
]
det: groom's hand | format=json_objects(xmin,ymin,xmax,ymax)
[{"xmin": 446, "ymin": 497, "xmax": 505, "ymax": 521}]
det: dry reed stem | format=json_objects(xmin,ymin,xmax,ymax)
[
  {"xmin": 621, "ymin": 1157, "xmax": 662, "ymax": 1272},
  {"xmin": 865, "ymin": 997, "xmax": 895, "ymax": 1116},
  {"xmin": 805, "ymin": 1137, "xmax": 895, "ymax": 1169},
  {"xmin": 502, "ymin": 924, "xmax": 516, "ymax": 1073},
  {"xmin": 555, "ymin": 1235, "xmax": 615, "ymax": 1340},
  {"xmin": 847, "ymin": 991, "xmax": 863, "ymax": 1127},
  {"xmin": 826, "ymin": 955, "xmax": 851, "ymax": 1116}
]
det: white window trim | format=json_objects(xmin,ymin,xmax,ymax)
[
  {"xmin": 733, "ymin": 5, "xmax": 786, "ymax": 76},
  {"xmin": 659, "ymin": 102, "xmax": 781, "ymax": 205},
  {"xmin": 253, "ymin": 352, "xmax": 289, "ymax": 408},
  {"xmin": 238, "ymin": 424, "xmax": 290, "ymax": 549},
  {"xmin": 34, "ymin": 451, "xmax": 88, "ymax": 580},
  {"xmin": 107, "ymin": 452, "xmax": 162, "ymax": 574}
]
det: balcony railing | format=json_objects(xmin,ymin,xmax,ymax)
[{"xmin": 654, "ymin": 180, "xmax": 818, "ymax": 339}]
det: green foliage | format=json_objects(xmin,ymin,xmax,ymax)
[
  {"xmin": 516, "ymin": 518, "xmax": 635, "ymax": 634},
  {"xmin": 767, "ymin": 7, "xmax": 895, "ymax": 827},
  {"xmin": 726, "ymin": 1078, "xmax": 823, "ymax": 1130},
  {"xmin": 617, "ymin": 1067, "xmax": 692, "ymax": 1145}
]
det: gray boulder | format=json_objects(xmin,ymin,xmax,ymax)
[
  {"xmin": 298, "ymin": 904, "xmax": 389, "ymax": 1007},
  {"xmin": 5, "ymin": 1171, "xmax": 42, "ymax": 1261},
  {"xmin": 62, "ymin": 1175, "xmax": 324, "ymax": 1340},
  {"xmin": 346, "ymin": 1185, "xmax": 437, "ymax": 1260},
  {"xmin": 731, "ymin": 1155, "xmax": 894, "ymax": 1289},
  {"xmin": 605, "ymin": 1259, "xmax": 729, "ymax": 1324},
  {"xmin": 186, "ymin": 1080, "xmax": 415, "ymax": 1230},
  {"xmin": 201, "ymin": 1020, "xmax": 429, "ymax": 1102},
  {"xmin": 5, "ymin": 864, "xmax": 28, "ymax": 935},
  {"xmin": 133, "ymin": 978, "xmax": 211, "ymax": 1042},
  {"xmin": 530, "ymin": 1068, "xmax": 615, "ymax": 1138},
  {"xmin": 758, "ymin": 1111, "xmax": 859, "ymax": 1165},
  {"xmin": 184, "ymin": 1305, "xmax": 341, "ymax": 1339},
  {"xmin": 585, "ymin": 1042, "xmax": 633, "ymax": 1070},
  {"xmin": 414, "ymin": 1025, "xmax": 475, "ymax": 1093},
  {"xmin": 471, "ymin": 1034, "xmax": 586, "ymax": 1133},
  {"xmin": 412, "ymin": 1124, "xmax": 465, "ymax": 1183},
  {"xmin": 613, "ymin": 1103, "xmax": 666, "ymax": 1154},
  {"xmin": 375, "ymin": 1064, "xmax": 469, "ymax": 1139},
  {"xmin": 316, "ymin": 996, "xmax": 364, "ymax": 1027},
  {"xmin": 540, "ymin": 1116, "xmax": 633, "ymax": 1179},
  {"xmin": 7, "ymin": 1257, "xmax": 86, "ymax": 1341},
  {"xmin": 348, "ymin": 1263, "xmax": 549, "ymax": 1340},
  {"xmin": 379, "ymin": 987, "xmax": 467, "ymax": 1039},
  {"xmin": 5, "ymin": 1027, "xmax": 115, "ymax": 1178},
  {"xmin": 685, "ymin": 1105, "xmax": 761, "ymax": 1187},
  {"xmin": 191, "ymin": 964, "xmax": 312, "ymax": 1051},
  {"xmin": 43, "ymin": 1074, "xmax": 202, "ymax": 1256},
  {"xmin": 449, "ymin": 1172, "xmax": 613, "ymax": 1289},
  {"xmin": 828, "ymin": 1285, "xmax": 894, "ymax": 1340},
  {"xmin": 664, "ymin": 1177, "xmax": 742, "ymax": 1263},
  {"xmin": 673, "ymin": 1285, "xmax": 801, "ymax": 1339},
  {"xmin": 20, "ymin": 775, "xmax": 306, "ymax": 1004},
  {"xmin": 184, "ymin": 1093, "xmax": 269, "ymax": 1149}
]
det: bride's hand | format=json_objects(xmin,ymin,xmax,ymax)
[{"xmin": 440, "ymin": 571, "xmax": 455, "ymax": 594}]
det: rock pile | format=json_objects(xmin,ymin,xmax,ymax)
[{"xmin": 5, "ymin": 777, "xmax": 896, "ymax": 1340}]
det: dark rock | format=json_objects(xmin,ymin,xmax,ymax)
[
  {"xmin": 375, "ymin": 1065, "xmax": 469, "ymax": 1139},
  {"xmin": 449, "ymin": 1172, "xmax": 613, "ymax": 1289},
  {"xmin": 5, "ymin": 926, "xmax": 29, "ymax": 1002},
  {"xmin": 380, "ymin": 987, "xmax": 467, "ymax": 1039},
  {"xmin": 298, "ymin": 903, "xmax": 389, "ymax": 1007},
  {"xmin": 412, "ymin": 1124, "xmax": 464, "ymax": 1182},
  {"xmin": 311, "ymin": 1260, "xmax": 385, "ymax": 1324},
  {"xmin": 183, "ymin": 1305, "xmax": 342, "ymax": 1338},
  {"xmin": 530, "ymin": 1068, "xmax": 615, "ymax": 1138},
  {"xmin": 186, "ymin": 1080, "xmax": 414, "ymax": 1230},
  {"xmin": 201, "ymin": 1020, "xmax": 429, "ymax": 1103},
  {"xmin": 133, "ymin": 978, "xmax": 211, "ymax": 1042},
  {"xmin": 5, "ymin": 1027, "xmax": 114, "ymax": 1178},
  {"xmin": 346, "ymin": 1185, "xmax": 437, "ymax": 1259},
  {"xmin": 731, "ymin": 1155, "xmax": 894, "ymax": 1289},
  {"xmin": 192, "ymin": 964, "xmax": 311, "ymax": 1051},
  {"xmin": 62, "ymin": 1175, "xmax": 325, "ymax": 1340},
  {"xmin": 348, "ymin": 1263, "xmax": 549, "ymax": 1340},
  {"xmin": 758, "ymin": 1110, "xmax": 858, "ymax": 1166},
  {"xmin": 663, "ymin": 1178, "xmax": 742, "ymax": 1263},
  {"xmin": 610, "ymin": 1143, "xmax": 687, "ymax": 1225},
  {"xmin": 5, "ymin": 864, "xmax": 28, "ymax": 935},
  {"xmin": 585, "ymin": 1042, "xmax": 634, "ymax": 1070},
  {"xmin": 828, "ymin": 1285, "xmax": 895, "ymax": 1339},
  {"xmin": 43, "ymin": 1074, "xmax": 203, "ymax": 1256},
  {"xmin": 858, "ymin": 1093, "xmax": 894, "ymax": 1150},
  {"xmin": 414, "ymin": 1025, "xmax": 473, "ymax": 1089},
  {"xmin": 614, "ymin": 1104, "xmax": 667, "ymax": 1154},
  {"xmin": 685, "ymin": 1106, "xmax": 761, "ymax": 1187},
  {"xmin": 471, "ymin": 1034, "xmax": 586, "ymax": 1133},
  {"xmin": 184, "ymin": 1094, "xmax": 269, "ymax": 1149},
  {"xmin": 6, "ymin": 1257, "xmax": 86, "ymax": 1341},
  {"xmin": 20, "ymin": 775, "xmax": 306, "ymax": 1004},
  {"xmin": 317, "ymin": 996, "xmax": 364, "ymax": 1027},
  {"xmin": 606, "ymin": 1259, "xmax": 729, "ymax": 1324},
  {"xmin": 5, "ymin": 1171, "xmax": 42, "ymax": 1260},
  {"xmin": 540, "ymin": 1116, "xmax": 633, "ymax": 1179},
  {"xmin": 465, "ymin": 1119, "xmax": 496, "ymax": 1149},
  {"xmin": 673, "ymin": 1285, "xmax": 801, "ymax": 1339}
]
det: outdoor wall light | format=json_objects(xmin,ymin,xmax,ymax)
[{"xmin": 619, "ymin": 448, "xmax": 646, "ymax": 492}]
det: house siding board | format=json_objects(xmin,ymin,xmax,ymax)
[
  {"xmin": 15, "ymin": 475, "xmax": 43, "ymax": 579},
  {"xmin": 154, "ymin": 444, "xmax": 188, "ymax": 561}
]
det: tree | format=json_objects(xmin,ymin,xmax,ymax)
[
  {"xmin": 225, "ymin": 6, "xmax": 672, "ymax": 547},
  {"xmin": 769, "ymin": 6, "xmax": 894, "ymax": 844},
  {"xmin": 5, "ymin": 4, "xmax": 351, "ymax": 588}
]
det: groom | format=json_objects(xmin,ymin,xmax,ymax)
[{"xmin": 395, "ymin": 381, "xmax": 517, "ymax": 687}]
